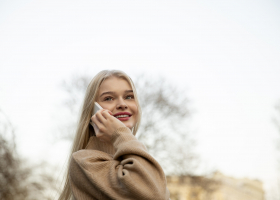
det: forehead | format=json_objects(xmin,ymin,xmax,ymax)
[{"xmin": 98, "ymin": 76, "xmax": 132, "ymax": 93}]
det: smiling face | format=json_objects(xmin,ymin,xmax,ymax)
[{"xmin": 96, "ymin": 76, "xmax": 138, "ymax": 130}]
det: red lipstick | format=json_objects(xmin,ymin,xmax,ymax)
[{"xmin": 113, "ymin": 112, "xmax": 132, "ymax": 121}]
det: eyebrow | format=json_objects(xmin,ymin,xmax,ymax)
[{"xmin": 99, "ymin": 90, "xmax": 133, "ymax": 98}]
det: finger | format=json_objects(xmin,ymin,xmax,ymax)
[
  {"xmin": 90, "ymin": 111, "xmax": 101, "ymax": 123},
  {"xmin": 95, "ymin": 110, "xmax": 107, "ymax": 124},
  {"xmin": 101, "ymin": 110, "xmax": 113, "ymax": 119},
  {"xmin": 91, "ymin": 114, "xmax": 103, "ymax": 128},
  {"xmin": 94, "ymin": 109, "xmax": 105, "ymax": 123}
]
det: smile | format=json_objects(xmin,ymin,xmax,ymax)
[
  {"xmin": 113, "ymin": 112, "xmax": 132, "ymax": 121},
  {"xmin": 115, "ymin": 115, "xmax": 129, "ymax": 118}
]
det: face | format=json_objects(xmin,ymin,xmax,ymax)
[{"xmin": 96, "ymin": 76, "xmax": 138, "ymax": 130}]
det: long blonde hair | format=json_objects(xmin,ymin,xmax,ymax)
[{"xmin": 58, "ymin": 70, "xmax": 142, "ymax": 200}]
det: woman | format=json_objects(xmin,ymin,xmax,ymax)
[{"xmin": 59, "ymin": 70, "xmax": 170, "ymax": 200}]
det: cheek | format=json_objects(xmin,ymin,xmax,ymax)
[
  {"xmin": 130, "ymin": 103, "xmax": 138, "ymax": 116},
  {"xmin": 98, "ymin": 103, "xmax": 115, "ymax": 111}
]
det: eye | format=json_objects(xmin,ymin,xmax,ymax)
[
  {"xmin": 126, "ymin": 95, "xmax": 134, "ymax": 100},
  {"xmin": 104, "ymin": 96, "xmax": 113, "ymax": 101}
]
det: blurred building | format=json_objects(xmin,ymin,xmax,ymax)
[{"xmin": 167, "ymin": 172, "xmax": 264, "ymax": 200}]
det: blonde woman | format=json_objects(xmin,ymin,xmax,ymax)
[{"xmin": 59, "ymin": 70, "xmax": 170, "ymax": 200}]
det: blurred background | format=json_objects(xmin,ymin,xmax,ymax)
[{"xmin": 0, "ymin": 0, "xmax": 280, "ymax": 199}]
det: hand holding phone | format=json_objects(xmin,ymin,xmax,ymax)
[{"xmin": 90, "ymin": 102, "xmax": 126, "ymax": 142}]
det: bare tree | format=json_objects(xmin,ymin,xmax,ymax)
[
  {"xmin": 57, "ymin": 75, "xmax": 92, "ymax": 141},
  {"xmin": 0, "ymin": 109, "xmax": 59, "ymax": 200},
  {"xmin": 0, "ymin": 109, "xmax": 28, "ymax": 200},
  {"xmin": 134, "ymin": 75, "xmax": 198, "ymax": 175}
]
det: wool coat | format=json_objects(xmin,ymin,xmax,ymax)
[{"xmin": 69, "ymin": 126, "xmax": 170, "ymax": 200}]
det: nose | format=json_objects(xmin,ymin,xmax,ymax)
[{"xmin": 116, "ymin": 98, "xmax": 127, "ymax": 110}]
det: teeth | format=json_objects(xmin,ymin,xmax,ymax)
[{"xmin": 115, "ymin": 115, "xmax": 129, "ymax": 118}]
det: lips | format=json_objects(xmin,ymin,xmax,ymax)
[{"xmin": 113, "ymin": 112, "xmax": 132, "ymax": 121}]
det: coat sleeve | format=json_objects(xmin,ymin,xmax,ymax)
[{"xmin": 69, "ymin": 127, "xmax": 170, "ymax": 200}]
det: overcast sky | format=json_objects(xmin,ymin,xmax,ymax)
[{"xmin": 1, "ymin": 0, "xmax": 280, "ymax": 197}]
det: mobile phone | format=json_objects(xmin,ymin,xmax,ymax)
[
  {"xmin": 93, "ymin": 102, "xmax": 103, "ymax": 115},
  {"xmin": 90, "ymin": 102, "xmax": 103, "ymax": 128}
]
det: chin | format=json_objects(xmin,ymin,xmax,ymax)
[
  {"xmin": 125, "ymin": 125, "xmax": 132, "ymax": 130},
  {"xmin": 123, "ymin": 123, "xmax": 133, "ymax": 130}
]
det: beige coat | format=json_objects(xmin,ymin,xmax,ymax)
[{"xmin": 69, "ymin": 127, "xmax": 170, "ymax": 200}]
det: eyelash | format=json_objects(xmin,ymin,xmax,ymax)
[
  {"xmin": 104, "ymin": 96, "xmax": 113, "ymax": 101},
  {"xmin": 126, "ymin": 95, "xmax": 134, "ymax": 99},
  {"xmin": 103, "ymin": 95, "xmax": 134, "ymax": 101}
]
